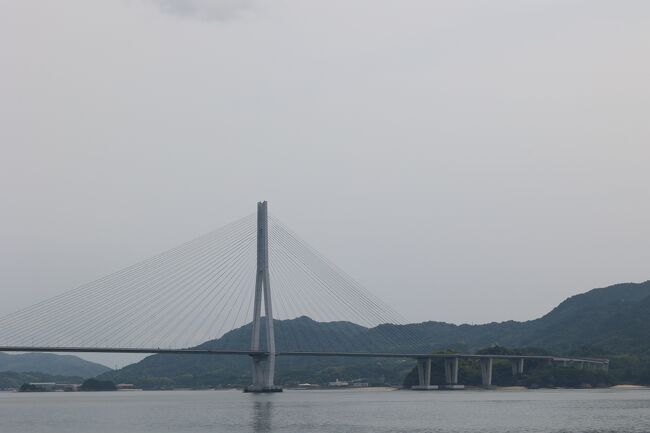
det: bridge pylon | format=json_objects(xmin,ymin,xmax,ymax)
[{"xmin": 245, "ymin": 201, "xmax": 282, "ymax": 393}]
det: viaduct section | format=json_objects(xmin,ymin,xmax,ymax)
[{"xmin": 411, "ymin": 354, "xmax": 609, "ymax": 390}]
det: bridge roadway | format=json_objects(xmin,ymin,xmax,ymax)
[
  {"xmin": 0, "ymin": 346, "xmax": 610, "ymax": 362},
  {"xmin": 0, "ymin": 346, "xmax": 609, "ymax": 389}
]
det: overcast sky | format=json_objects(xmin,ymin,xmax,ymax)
[{"xmin": 1, "ymin": 1, "xmax": 649, "ymax": 365}]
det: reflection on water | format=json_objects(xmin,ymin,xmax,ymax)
[{"xmin": 252, "ymin": 400, "xmax": 272, "ymax": 433}]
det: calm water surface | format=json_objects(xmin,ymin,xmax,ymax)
[{"xmin": 1, "ymin": 388, "xmax": 649, "ymax": 433}]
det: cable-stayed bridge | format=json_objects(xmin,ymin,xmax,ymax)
[{"xmin": 0, "ymin": 202, "xmax": 608, "ymax": 392}]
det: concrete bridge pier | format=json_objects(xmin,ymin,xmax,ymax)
[
  {"xmin": 412, "ymin": 358, "xmax": 438, "ymax": 390},
  {"xmin": 511, "ymin": 358, "xmax": 524, "ymax": 376},
  {"xmin": 245, "ymin": 354, "xmax": 281, "ymax": 393},
  {"xmin": 480, "ymin": 358, "xmax": 493, "ymax": 387},
  {"xmin": 442, "ymin": 357, "xmax": 464, "ymax": 389}
]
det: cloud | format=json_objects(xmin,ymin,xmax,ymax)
[{"xmin": 151, "ymin": 0, "xmax": 253, "ymax": 21}]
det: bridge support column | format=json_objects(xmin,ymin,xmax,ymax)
[
  {"xmin": 412, "ymin": 358, "xmax": 437, "ymax": 390},
  {"xmin": 480, "ymin": 358, "xmax": 493, "ymax": 387},
  {"xmin": 245, "ymin": 201, "xmax": 282, "ymax": 393},
  {"xmin": 511, "ymin": 358, "xmax": 524, "ymax": 376},
  {"xmin": 250, "ymin": 354, "xmax": 274, "ymax": 390},
  {"xmin": 441, "ymin": 357, "xmax": 463, "ymax": 389}
]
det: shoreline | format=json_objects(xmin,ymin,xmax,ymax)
[{"xmin": 4, "ymin": 385, "xmax": 649, "ymax": 393}]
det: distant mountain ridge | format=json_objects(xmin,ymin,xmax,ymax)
[
  {"xmin": 523, "ymin": 280, "xmax": 650, "ymax": 354},
  {"xmin": 400, "ymin": 280, "xmax": 650, "ymax": 354},
  {"xmin": 0, "ymin": 353, "xmax": 110, "ymax": 378},
  {"xmin": 100, "ymin": 280, "xmax": 650, "ymax": 388}
]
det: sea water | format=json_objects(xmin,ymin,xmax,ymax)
[{"xmin": 1, "ymin": 388, "xmax": 649, "ymax": 433}]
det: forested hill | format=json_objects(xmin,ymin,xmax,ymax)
[
  {"xmin": 0, "ymin": 353, "xmax": 110, "ymax": 378},
  {"xmin": 100, "ymin": 280, "xmax": 650, "ymax": 388},
  {"xmin": 397, "ymin": 280, "xmax": 650, "ymax": 354},
  {"xmin": 513, "ymin": 280, "xmax": 650, "ymax": 354},
  {"xmin": 402, "ymin": 280, "xmax": 650, "ymax": 354}
]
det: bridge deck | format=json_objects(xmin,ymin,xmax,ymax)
[{"xmin": 0, "ymin": 346, "xmax": 609, "ymax": 364}]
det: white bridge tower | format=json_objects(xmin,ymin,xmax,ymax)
[{"xmin": 245, "ymin": 201, "xmax": 282, "ymax": 392}]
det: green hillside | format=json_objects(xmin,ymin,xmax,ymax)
[
  {"xmin": 0, "ymin": 353, "xmax": 110, "ymax": 378},
  {"xmin": 100, "ymin": 280, "xmax": 650, "ymax": 388},
  {"xmin": 100, "ymin": 317, "xmax": 414, "ymax": 388},
  {"xmin": 393, "ymin": 280, "xmax": 650, "ymax": 355}
]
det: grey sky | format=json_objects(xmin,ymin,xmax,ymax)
[{"xmin": 1, "ymin": 1, "xmax": 649, "ymax": 366}]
